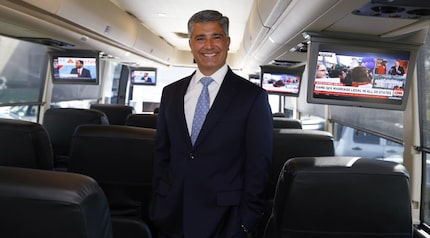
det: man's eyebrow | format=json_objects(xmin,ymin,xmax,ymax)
[{"xmin": 193, "ymin": 32, "xmax": 225, "ymax": 38}]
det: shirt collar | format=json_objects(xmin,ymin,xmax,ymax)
[{"xmin": 193, "ymin": 64, "xmax": 228, "ymax": 86}]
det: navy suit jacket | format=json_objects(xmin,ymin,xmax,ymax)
[
  {"xmin": 150, "ymin": 68, "xmax": 273, "ymax": 238},
  {"xmin": 70, "ymin": 68, "xmax": 92, "ymax": 78}
]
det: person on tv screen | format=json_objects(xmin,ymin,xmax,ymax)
[
  {"xmin": 376, "ymin": 60, "xmax": 387, "ymax": 74},
  {"xmin": 316, "ymin": 63, "xmax": 328, "ymax": 78},
  {"xmin": 389, "ymin": 60, "xmax": 405, "ymax": 76},
  {"xmin": 149, "ymin": 9, "xmax": 273, "ymax": 238},
  {"xmin": 70, "ymin": 60, "xmax": 91, "ymax": 78},
  {"xmin": 351, "ymin": 66, "xmax": 373, "ymax": 88},
  {"xmin": 329, "ymin": 68, "xmax": 351, "ymax": 86},
  {"xmin": 141, "ymin": 72, "xmax": 152, "ymax": 83}
]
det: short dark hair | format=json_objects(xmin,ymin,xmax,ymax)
[
  {"xmin": 187, "ymin": 10, "xmax": 229, "ymax": 38},
  {"xmin": 351, "ymin": 66, "xmax": 371, "ymax": 83}
]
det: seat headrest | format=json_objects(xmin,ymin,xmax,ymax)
[
  {"xmin": 90, "ymin": 104, "xmax": 135, "ymax": 125},
  {"xmin": 272, "ymin": 117, "xmax": 302, "ymax": 129},
  {"xmin": 0, "ymin": 118, "xmax": 53, "ymax": 170},
  {"xmin": 42, "ymin": 108, "xmax": 109, "ymax": 156},
  {"xmin": 0, "ymin": 166, "xmax": 113, "ymax": 238},
  {"xmin": 125, "ymin": 113, "xmax": 158, "ymax": 129},
  {"xmin": 266, "ymin": 156, "xmax": 411, "ymax": 238},
  {"xmin": 68, "ymin": 124, "xmax": 156, "ymax": 219}
]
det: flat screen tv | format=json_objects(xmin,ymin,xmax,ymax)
[
  {"xmin": 130, "ymin": 67, "xmax": 157, "ymax": 85},
  {"xmin": 306, "ymin": 33, "xmax": 419, "ymax": 110},
  {"xmin": 260, "ymin": 64, "xmax": 305, "ymax": 97},
  {"xmin": 49, "ymin": 50, "xmax": 99, "ymax": 84}
]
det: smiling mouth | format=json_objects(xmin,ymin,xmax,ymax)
[{"xmin": 203, "ymin": 53, "xmax": 217, "ymax": 57}]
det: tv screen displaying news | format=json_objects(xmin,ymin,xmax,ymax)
[
  {"xmin": 260, "ymin": 64, "xmax": 305, "ymax": 97},
  {"xmin": 50, "ymin": 51, "xmax": 99, "ymax": 84},
  {"xmin": 130, "ymin": 67, "xmax": 157, "ymax": 85},
  {"xmin": 307, "ymin": 37, "xmax": 418, "ymax": 110}
]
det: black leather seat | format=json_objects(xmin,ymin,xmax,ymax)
[
  {"xmin": 90, "ymin": 104, "xmax": 135, "ymax": 125},
  {"xmin": 267, "ymin": 129, "xmax": 334, "ymax": 203},
  {"xmin": 272, "ymin": 117, "xmax": 302, "ymax": 129},
  {"xmin": 68, "ymin": 124, "xmax": 156, "ymax": 238},
  {"xmin": 254, "ymin": 128, "xmax": 334, "ymax": 237},
  {"xmin": 42, "ymin": 107, "xmax": 109, "ymax": 170},
  {"xmin": 0, "ymin": 165, "xmax": 113, "ymax": 238},
  {"xmin": 125, "ymin": 113, "xmax": 158, "ymax": 129},
  {"xmin": 264, "ymin": 156, "xmax": 412, "ymax": 238},
  {"xmin": 0, "ymin": 118, "xmax": 53, "ymax": 170}
]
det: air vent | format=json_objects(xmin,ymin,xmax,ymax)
[
  {"xmin": 353, "ymin": 0, "xmax": 430, "ymax": 19},
  {"xmin": 174, "ymin": 32, "xmax": 189, "ymax": 39},
  {"xmin": 271, "ymin": 60, "xmax": 301, "ymax": 66},
  {"xmin": 17, "ymin": 37, "xmax": 74, "ymax": 47}
]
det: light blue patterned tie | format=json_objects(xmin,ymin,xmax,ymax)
[{"xmin": 191, "ymin": 77, "xmax": 214, "ymax": 145}]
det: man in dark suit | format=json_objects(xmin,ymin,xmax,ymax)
[
  {"xmin": 149, "ymin": 10, "xmax": 273, "ymax": 238},
  {"xmin": 142, "ymin": 72, "xmax": 152, "ymax": 83},
  {"xmin": 389, "ymin": 60, "xmax": 405, "ymax": 76},
  {"xmin": 70, "ymin": 60, "xmax": 91, "ymax": 78}
]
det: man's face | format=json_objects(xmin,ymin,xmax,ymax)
[
  {"xmin": 316, "ymin": 64, "xmax": 328, "ymax": 78},
  {"xmin": 75, "ymin": 61, "xmax": 83, "ymax": 69},
  {"xmin": 189, "ymin": 21, "xmax": 230, "ymax": 76}
]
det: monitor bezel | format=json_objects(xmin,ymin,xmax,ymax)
[
  {"xmin": 306, "ymin": 34, "xmax": 419, "ymax": 111},
  {"xmin": 49, "ymin": 50, "xmax": 100, "ymax": 85},
  {"xmin": 260, "ymin": 64, "xmax": 305, "ymax": 97},
  {"xmin": 129, "ymin": 67, "xmax": 157, "ymax": 86}
]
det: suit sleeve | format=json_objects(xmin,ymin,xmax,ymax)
[{"xmin": 241, "ymin": 89, "xmax": 273, "ymax": 230}]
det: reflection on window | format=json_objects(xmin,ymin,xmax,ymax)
[
  {"xmin": 0, "ymin": 36, "xmax": 47, "ymax": 106},
  {"xmin": 353, "ymin": 130, "xmax": 380, "ymax": 144},
  {"xmin": 0, "ymin": 105, "xmax": 38, "ymax": 122},
  {"xmin": 334, "ymin": 123, "xmax": 403, "ymax": 163},
  {"xmin": 424, "ymin": 153, "xmax": 430, "ymax": 223}
]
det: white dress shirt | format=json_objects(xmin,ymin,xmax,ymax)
[{"xmin": 184, "ymin": 64, "xmax": 227, "ymax": 135}]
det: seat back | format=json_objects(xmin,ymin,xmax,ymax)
[
  {"xmin": 42, "ymin": 107, "xmax": 109, "ymax": 169},
  {"xmin": 265, "ymin": 156, "xmax": 412, "ymax": 238},
  {"xmin": 125, "ymin": 113, "xmax": 158, "ymax": 129},
  {"xmin": 272, "ymin": 117, "xmax": 302, "ymax": 129},
  {"xmin": 253, "ymin": 128, "xmax": 335, "ymax": 238},
  {"xmin": 90, "ymin": 104, "xmax": 135, "ymax": 125},
  {"xmin": 267, "ymin": 129, "xmax": 334, "ymax": 199},
  {"xmin": 111, "ymin": 217, "xmax": 152, "ymax": 238},
  {"xmin": 0, "ymin": 118, "xmax": 53, "ymax": 170},
  {"xmin": 0, "ymin": 166, "xmax": 113, "ymax": 238},
  {"xmin": 68, "ymin": 125, "xmax": 156, "ymax": 236}
]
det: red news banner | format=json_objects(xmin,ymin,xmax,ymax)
[{"xmin": 313, "ymin": 81, "xmax": 404, "ymax": 99}]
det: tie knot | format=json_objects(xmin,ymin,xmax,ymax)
[{"xmin": 200, "ymin": 77, "xmax": 213, "ymax": 87}]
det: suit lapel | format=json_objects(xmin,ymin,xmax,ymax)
[{"xmin": 193, "ymin": 69, "xmax": 239, "ymax": 147}]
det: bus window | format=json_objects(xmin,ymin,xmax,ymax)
[
  {"xmin": 0, "ymin": 35, "xmax": 47, "ymax": 122},
  {"xmin": 334, "ymin": 123, "xmax": 404, "ymax": 162},
  {"xmin": 424, "ymin": 153, "xmax": 430, "ymax": 223}
]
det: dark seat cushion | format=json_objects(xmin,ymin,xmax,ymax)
[
  {"xmin": 0, "ymin": 118, "xmax": 53, "ymax": 170},
  {"xmin": 0, "ymin": 166, "xmax": 113, "ymax": 238},
  {"xmin": 264, "ymin": 157, "xmax": 412, "ymax": 238},
  {"xmin": 272, "ymin": 117, "xmax": 302, "ymax": 129},
  {"xmin": 90, "ymin": 104, "xmax": 135, "ymax": 125},
  {"xmin": 125, "ymin": 113, "xmax": 158, "ymax": 129},
  {"xmin": 42, "ymin": 108, "xmax": 109, "ymax": 168}
]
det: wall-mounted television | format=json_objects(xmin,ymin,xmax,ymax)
[
  {"xmin": 260, "ymin": 64, "xmax": 305, "ymax": 97},
  {"xmin": 129, "ymin": 67, "xmax": 157, "ymax": 85},
  {"xmin": 306, "ymin": 32, "xmax": 420, "ymax": 110},
  {"xmin": 49, "ymin": 50, "xmax": 99, "ymax": 84}
]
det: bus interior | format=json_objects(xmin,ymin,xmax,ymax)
[{"xmin": 1, "ymin": 0, "xmax": 430, "ymax": 237}]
